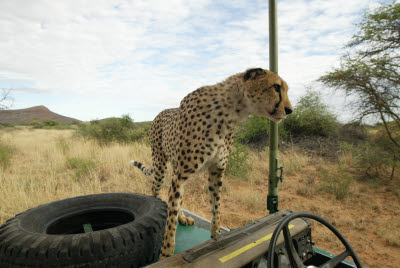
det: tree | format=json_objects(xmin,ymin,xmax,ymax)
[
  {"xmin": 319, "ymin": 2, "xmax": 400, "ymax": 149},
  {"xmin": 320, "ymin": 2, "xmax": 400, "ymax": 180},
  {"xmin": 0, "ymin": 89, "xmax": 12, "ymax": 110}
]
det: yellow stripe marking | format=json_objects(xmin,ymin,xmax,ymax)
[{"xmin": 219, "ymin": 224, "xmax": 295, "ymax": 263}]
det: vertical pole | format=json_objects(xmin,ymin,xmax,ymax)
[{"xmin": 267, "ymin": 0, "xmax": 280, "ymax": 214}]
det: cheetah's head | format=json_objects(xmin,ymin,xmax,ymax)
[{"xmin": 243, "ymin": 68, "xmax": 292, "ymax": 123}]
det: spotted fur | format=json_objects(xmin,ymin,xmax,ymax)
[{"xmin": 131, "ymin": 68, "xmax": 292, "ymax": 259}]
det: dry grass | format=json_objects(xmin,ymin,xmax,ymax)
[
  {"xmin": 0, "ymin": 128, "xmax": 151, "ymax": 222},
  {"xmin": 1, "ymin": 128, "xmax": 400, "ymax": 267},
  {"xmin": 376, "ymin": 226, "xmax": 400, "ymax": 248},
  {"xmin": 280, "ymin": 147, "xmax": 310, "ymax": 176}
]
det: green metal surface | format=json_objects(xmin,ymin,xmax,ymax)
[
  {"xmin": 268, "ymin": 0, "xmax": 281, "ymax": 214},
  {"xmin": 83, "ymin": 223, "xmax": 93, "ymax": 233},
  {"xmin": 312, "ymin": 247, "xmax": 358, "ymax": 267},
  {"xmin": 174, "ymin": 223, "xmax": 211, "ymax": 254}
]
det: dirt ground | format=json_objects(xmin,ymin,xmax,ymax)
[
  {"xmin": 1, "ymin": 129, "xmax": 399, "ymax": 268},
  {"xmin": 181, "ymin": 165, "xmax": 400, "ymax": 268}
]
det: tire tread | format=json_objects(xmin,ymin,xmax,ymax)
[{"xmin": 0, "ymin": 193, "xmax": 167, "ymax": 267}]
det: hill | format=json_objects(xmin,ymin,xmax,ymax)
[{"xmin": 0, "ymin": 106, "xmax": 80, "ymax": 124}]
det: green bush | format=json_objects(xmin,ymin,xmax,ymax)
[
  {"xmin": 235, "ymin": 115, "xmax": 288, "ymax": 145},
  {"xmin": 282, "ymin": 90, "xmax": 339, "ymax": 138},
  {"xmin": 234, "ymin": 90, "xmax": 338, "ymax": 143},
  {"xmin": 235, "ymin": 115, "xmax": 269, "ymax": 144},
  {"xmin": 226, "ymin": 142, "xmax": 252, "ymax": 180},
  {"xmin": 77, "ymin": 114, "xmax": 146, "ymax": 143},
  {"xmin": 43, "ymin": 119, "xmax": 59, "ymax": 126},
  {"xmin": 31, "ymin": 120, "xmax": 42, "ymax": 129},
  {"xmin": 30, "ymin": 119, "xmax": 75, "ymax": 130},
  {"xmin": 130, "ymin": 123, "xmax": 151, "ymax": 143},
  {"xmin": 0, "ymin": 123, "xmax": 14, "ymax": 128}
]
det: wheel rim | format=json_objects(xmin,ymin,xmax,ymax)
[{"xmin": 46, "ymin": 208, "xmax": 135, "ymax": 234}]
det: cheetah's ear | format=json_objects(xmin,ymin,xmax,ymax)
[{"xmin": 243, "ymin": 68, "xmax": 266, "ymax": 81}]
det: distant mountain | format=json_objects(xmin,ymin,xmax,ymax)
[{"xmin": 0, "ymin": 106, "xmax": 80, "ymax": 124}]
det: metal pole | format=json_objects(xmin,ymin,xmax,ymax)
[{"xmin": 267, "ymin": 0, "xmax": 280, "ymax": 214}]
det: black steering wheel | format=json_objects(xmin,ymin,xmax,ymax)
[{"xmin": 267, "ymin": 212, "xmax": 363, "ymax": 268}]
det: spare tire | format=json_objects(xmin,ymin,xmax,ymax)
[{"xmin": 0, "ymin": 193, "xmax": 167, "ymax": 268}]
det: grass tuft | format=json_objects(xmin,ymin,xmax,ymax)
[
  {"xmin": 0, "ymin": 140, "xmax": 13, "ymax": 169},
  {"xmin": 66, "ymin": 157, "xmax": 96, "ymax": 181},
  {"xmin": 376, "ymin": 225, "xmax": 400, "ymax": 248},
  {"xmin": 280, "ymin": 148, "xmax": 310, "ymax": 176},
  {"xmin": 318, "ymin": 164, "xmax": 353, "ymax": 200}
]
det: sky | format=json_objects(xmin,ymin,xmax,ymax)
[{"xmin": 0, "ymin": 0, "xmax": 393, "ymax": 122}]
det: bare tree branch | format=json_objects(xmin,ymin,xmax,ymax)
[
  {"xmin": 0, "ymin": 89, "xmax": 13, "ymax": 110},
  {"xmin": 319, "ymin": 1, "xmax": 400, "ymax": 160}
]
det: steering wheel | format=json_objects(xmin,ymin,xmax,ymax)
[{"xmin": 267, "ymin": 212, "xmax": 363, "ymax": 268}]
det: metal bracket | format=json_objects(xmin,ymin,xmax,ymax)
[
  {"xmin": 267, "ymin": 195, "xmax": 279, "ymax": 213},
  {"xmin": 277, "ymin": 166, "xmax": 284, "ymax": 182}
]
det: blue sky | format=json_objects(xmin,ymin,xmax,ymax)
[{"xmin": 0, "ymin": 0, "xmax": 393, "ymax": 122}]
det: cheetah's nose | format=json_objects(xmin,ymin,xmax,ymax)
[{"xmin": 285, "ymin": 107, "xmax": 293, "ymax": 115}]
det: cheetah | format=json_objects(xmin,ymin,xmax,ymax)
[{"xmin": 131, "ymin": 68, "xmax": 292, "ymax": 259}]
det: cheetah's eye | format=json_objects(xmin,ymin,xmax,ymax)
[{"xmin": 273, "ymin": 84, "xmax": 281, "ymax": 93}]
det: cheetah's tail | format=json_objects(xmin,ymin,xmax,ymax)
[{"xmin": 130, "ymin": 160, "xmax": 154, "ymax": 176}]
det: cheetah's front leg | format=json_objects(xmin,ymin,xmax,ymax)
[
  {"xmin": 178, "ymin": 202, "xmax": 195, "ymax": 226},
  {"xmin": 208, "ymin": 167, "xmax": 224, "ymax": 238},
  {"xmin": 159, "ymin": 173, "xmax": 188, "ymax": 259}
]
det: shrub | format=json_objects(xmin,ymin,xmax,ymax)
[
  {"xmin": 31, "ymin": 119, "xmax": 75, "ymax": 130},
  {"xmin": 77, "ymin": 115, "xmax": 146, "ymax": 143},
  {"xmin": 226, "ymin": 142, "xmax": 251, "ymax": 180},
  {"xmin": 131, "ymin": 125, "xmax": 150, "ymax": 143},
  {"xmin": 43, "ymin": 119, "xmax": 59, "ymax": 126},
  {"xmin": 282, "ymin": 90, "xmax": 339, "ymax": 138},
  {"xmin": 0, "ymin": 123, "xmax": 14, "ymax": 128},
  {"xmin": 235, "ymin": 115, "xmax": 269, "ymax": 144},
  {"xmin": 235, "ymin": 115, "xmax": 288, "ymax": 145},
  {"xmin": 339, "ymin": 122, "xmax": 368, "ymax": 143},
  {"xmin": 342, "ymin": 127, "xmax": 400, "ymax": 181},
  {"xmin": 31, "ymin": 120, "xmax": 42, "ymax": 129}
]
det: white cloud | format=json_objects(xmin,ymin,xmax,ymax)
[{"xmin": 0, "ymin": 0, "xmax": 384, "ymax": 121}]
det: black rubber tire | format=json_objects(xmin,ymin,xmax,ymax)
[{"xmin": 0, "ymin": 193, "xmax": 167, "ymax": 268}]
